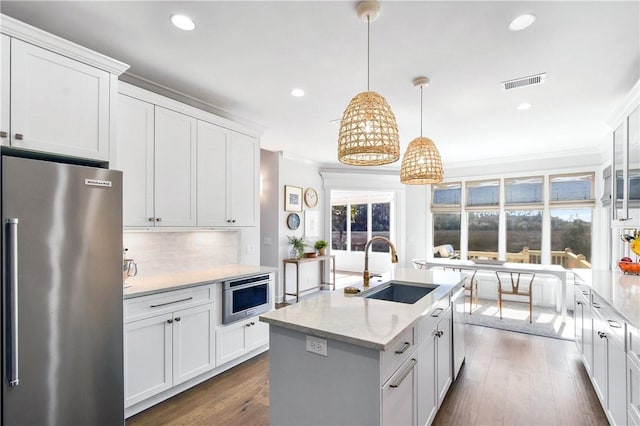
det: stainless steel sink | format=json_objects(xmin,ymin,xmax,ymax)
[{"xmin": 360, "ymin": 281, "xmax": 438, "ymax": 304}]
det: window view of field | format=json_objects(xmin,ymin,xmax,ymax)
[{"xmin": 331, "ymin": 202, "xmax": 391, "ymax": 253}]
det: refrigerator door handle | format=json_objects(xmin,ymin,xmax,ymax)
[{"xmin": 5, "ymin": 218, "xmax": 19, "ymax": 387}]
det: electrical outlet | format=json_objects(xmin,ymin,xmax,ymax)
[
  {"xmin": 264, "ymin": 237, "xmax": 272, "ymax": 246},
  {"xmin": 306, "ymin": 335, "xmax": 328, "ymax": 357}
]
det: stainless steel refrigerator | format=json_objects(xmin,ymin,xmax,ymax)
[{"xmin": 1, "ymin": 155, "xmax": 124, "ymax": 425}]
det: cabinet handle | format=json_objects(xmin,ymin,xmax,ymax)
[
  {"xmin": 246, "ymin": 322, "xmax": 255, "ymax": 327},
  {"xmin": 150, "ymin": 297, "xmax": 193, "ymax": 308},
  {"xmin": 608, "ymin": 320, "xmax": 622, "ymax": 329},
  {"xmin": 174, "ymin": 317, "xmax": 181, "ymax": 322},
  {"xmin": 155, "ymin": 218, "xmax": 162, "ymax": 222},
  {"xmin": 581, "ymin": 290, "xmax": 589, "ymax": 295},
  {"xmin": 435, "ymin": 330, "xmax": 444, "ymax": 338},
  {"xmin": 598, "ymin": 331, "xmax": 607, "ymax": 339},
  {"xmin": 389, "ymin": 358, "xmax": 417, "ymax": 388},
  {"xmin": 0, "ymin": 131, "xmax": 7, "ymax": 138},
  {"xmin": 576, "ymin": 301, "xmax": 583, "ymax": 306},
  {"xmin": 232, "ymin": 219, "xmax": 236, "ymax": 223},
  {"xmin": 167, "ymin": 319, "xmax": 173, "ymax": 324},
  {"xmin": 148, "ymin": 217, "xmax": 155, "ymax": 222},
  {"xmin": 14, "ymin": 133, "xmax": 23, "ymax": 140},
  {"xmin": 431, "ymin": 307, "xmax": 444, "ymax": 317},
  {"xmin": 395, "ymin": 342, "xmax": 411, "ymax": 354},
  {"xmin": 227, "ymin": 220, "xmax": 232, "ymax": 223},
  {"xmin": 592, "ymin": 303, "xmax": 601, "ymax": 309},
  {"xmin": 251, "ymin": 321, "xmax": 255, "ymax": 326}
]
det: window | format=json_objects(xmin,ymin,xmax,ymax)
[
  {"xmin": 466, "ymin": 180, "xmax": 499, "ymax": 207},
  {"xmin": 330, "ymin": 191, "xmax": 394, "ymax": 253},
  {"xmin": 505, "ymin": 177, "xmax": 543, "ymax": 205},
  {"xmin": 331, "ymin": 205, "xmax": 347, "ymax": 250},
  {"xmin": 432, "ymin": 182, "xmax": 461, "ymax": 207},
  {"xmin": 433, "ymin": 212, "xmax": 461, "ymax": 252},
  {"xmin": 506, "ymin": 210, "xmax": 542, "ymax": 263},
  {"xmin": 549, "ymin": 173, "xmax": 594, "ymax": 203},
  {"xmin": 550, "ymin": 208, "xmax": 592, "ymax": 267},
  {"xmin": 350, "ymin": 204, "xmax": 368, "ymax": 251},
  {"xmin": 467, "ymin": 211, "xmax": 499, "ymax": 254},
  {"xmin": 371, "ymin": 202, "xmax": 391, "ymax": 252}
]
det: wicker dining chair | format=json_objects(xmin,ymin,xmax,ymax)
[
  {"xmin": 443, "ymin": 267, "xmax": 478, "ymax": 314},
  {"xmin": 495, "ymin": 271, "xmax": 536, "ymax": 323}
]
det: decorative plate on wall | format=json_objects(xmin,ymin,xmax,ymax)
[
  {"xmin": 286, "ymin": 213, "xmax": 301, "ymax": 230},
  {"xmin": 304, "ymin": 187, "xmax": 318, "ymax": 208}
]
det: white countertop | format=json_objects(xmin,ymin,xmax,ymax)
[
  {"xmin": 574, "ymin": 269, "xmax": 640, "ymax": 328},
  {"xmin": 259, "ymin": 268, "xmax": 464, "ymax": 351},
  {"xmin": 123, "ymin": 264, "xmax": 277, "ymax": 299}
]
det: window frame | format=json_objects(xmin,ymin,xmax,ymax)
[
  {"xmin": 548, "ymin": 172, "xmax": 595, "ymax": 206},
  {"xmin": 465, "ymin": 179, "xmax": 500, "ymax": 210},
  {"xmin": 504, "ymin": 175, "xmax": 544, "ymax": 207}
]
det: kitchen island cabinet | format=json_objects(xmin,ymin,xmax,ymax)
[{"xmin": 261, "ymin": 268, "xmax": 464, "ymax": 426}]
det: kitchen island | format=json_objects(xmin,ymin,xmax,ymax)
[{"xmin": 260, "ymin": 268, "xmax": 464, "ymax": 426}]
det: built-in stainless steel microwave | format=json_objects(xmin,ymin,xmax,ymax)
[{"xmin": 222, "ymin": 274, "xmax": 271, "ymax": 324}]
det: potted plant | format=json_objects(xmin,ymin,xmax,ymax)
[
  {"xmin": 315, "ymin": 240, "xmax": 328, "ymax": 256},
  {"xmin": 287, "ymin": 235, "xmax": 307, "ymax": 259}
]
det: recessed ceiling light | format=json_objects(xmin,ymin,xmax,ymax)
[
  {"xmin": 290, "ymin": 88, "xmax": 305, "ymax": 97},
  {"xmin": 516, "ymin": 102, "xmax": 532, "ymax": 111},
  {"xmin": 171, "ymin": 14, "xmax": 195, "ymax": 31},
  {"xmin": 509, "ymin": 14, "xmax": 536, "ymax": 31}
]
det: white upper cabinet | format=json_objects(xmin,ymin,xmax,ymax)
[
  {"xmin": 197, "ymin": 120, "xmax": 228, "ymax": 226},
  {"xmin": 117, "ymin": 94, "xmax": 155, "ymax": 227},
  {"xmin": 117, "ymin": 82, "xmax": 259, "ymax": 228},
  {"xmin": 116, "ymin": 97, "xmax": 197, "ymax": 227},
  {"xmin": 1, "ymin": 34, "xmax": 9, "ymax": 146},
  {"xmin": 0, "ymin": 15, "xmax": 128, "ymax": 162},
  {"xmin": 154, "ymin": 106, "xmax": 197, "ymax": 227},
  {"xmin": 9, "ymin": 39, "xmax": 110, "ymax": 160},
  {"xmin": 197, "ymin": 121, "xmax": 258, "ymax": 227},
  {"xmin": 228, "ymin": 132, "xmax": 258, "ymax": 226}
]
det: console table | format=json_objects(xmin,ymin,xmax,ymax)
[{"xmin": 282, "ymin": 255, "xmax": 336, "ymax": 303}]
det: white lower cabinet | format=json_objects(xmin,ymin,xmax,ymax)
[
  {"xmin": 574, "ymin": 286, "xmax": 593, "ymax": 373},
  {"xmin": 417, "ymin": 305, "xmax": 453, "ymax": 425},
  {"xmin": 382, "ymin": 356, "xmax": 417, "ymax": 426},
  {"xmin": 216, "ymin": 318, "xmax": 269, "ymax": 366},
  {"xmin": 124, "ymin": 303, "xmax": 214, "ymax": 407},
  {"xmin": 629, "ymin": 354, "xmax": 640, "ymax": 425},
  {"xmin": 578, "ymin": 287, "xmax": 628, "ymax": 426}
]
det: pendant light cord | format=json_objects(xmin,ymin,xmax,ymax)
[
  {"xmin": 420, "ymin": 85, "xmax": 423, "ymax": 137},
  {"xmin": 367, "ymin": 15, "xmax": 370, "ymax": 91}
]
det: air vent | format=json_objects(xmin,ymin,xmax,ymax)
[{"xmin": 501, "ymin": 73, "xmax": 547, "ymax": 90}]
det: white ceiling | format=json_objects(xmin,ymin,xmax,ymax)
[{"xmin": 2, "ymin": 1, "xmax": 639, "ymax": 172}]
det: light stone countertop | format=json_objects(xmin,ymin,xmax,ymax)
[
  {"xmin": 123, "ymin": 264, "xmax": 277, "ymax": 299},
  {"xmin": 574, "ymin": 269, "xmax": 640, "ymax": 328},
  {"xmin": 260, "ymin": 268, "xmax": 464, "ymax": 351}
]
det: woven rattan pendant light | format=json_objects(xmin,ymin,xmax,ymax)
[
  {"xmin": 337, "ymin": 1, "xmax": 400, "ymax": 166},
  {"xmin": 400, "ymin": 77, "xmax": 444, "ymax": 184}
]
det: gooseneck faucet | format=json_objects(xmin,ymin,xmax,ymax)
[{"xmin": 363, "ymin": 236, "xmax": 398, "ymax": 287}]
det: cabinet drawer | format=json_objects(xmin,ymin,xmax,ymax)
[
  {"xmin": 125, "ymin": 285, "xmax": 213, "ymax": 323},
  {"xmin": 415, "ymin": 296, "xmax": 450, "ymax": 345},
  {"xmin": 381, "ymin": 326, "xmax": 415, "ymax": 383}
]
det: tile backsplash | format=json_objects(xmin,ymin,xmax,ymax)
[{"xmin": 123, "ymin": 231, "xmax": 240, "ymax": 277}]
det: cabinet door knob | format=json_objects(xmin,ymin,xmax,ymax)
[
  {"xmin": 155, "ymin": 218, "xmax": 162, "ymax": 222},
  {"xmin": 14, "ymin": 133, "xmax": 23, "ymax": 140},
  {"xmin": 246, "ymin": 323, "xmax": 251, "ymax": 327},
  {"xmin": 232, "ymin": 219, "xmax": 236, "ymax": 223},
  {"xmin": 174, "ymin": 317, "xmax": 180, "ymax": 322},
  {"xmin": 148, "ymin": 217, "xmax": 155, "ymax": 222},
  {"xmin": 598, "ymin": 331, "xmax": 607, "ymax": 339},
  {"xmin": 0, "ymin": 131, "xmax": 7, "ymax": 138},
  {"xmin": 167, "ymin": 319, "xmax": 173, "ymax": 324}
]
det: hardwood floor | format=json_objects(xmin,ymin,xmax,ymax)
[
  {"xmin": 127, "ymin": 325, "xmax": 606, "ymax": 426},
  {"xmin": 433, "ymin": 325, "xmax": 607, "ymax": 426}
]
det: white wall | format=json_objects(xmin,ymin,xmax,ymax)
[{"xmin": 260, "ymin": 150, "xmax": 325, "ymax": 302}]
